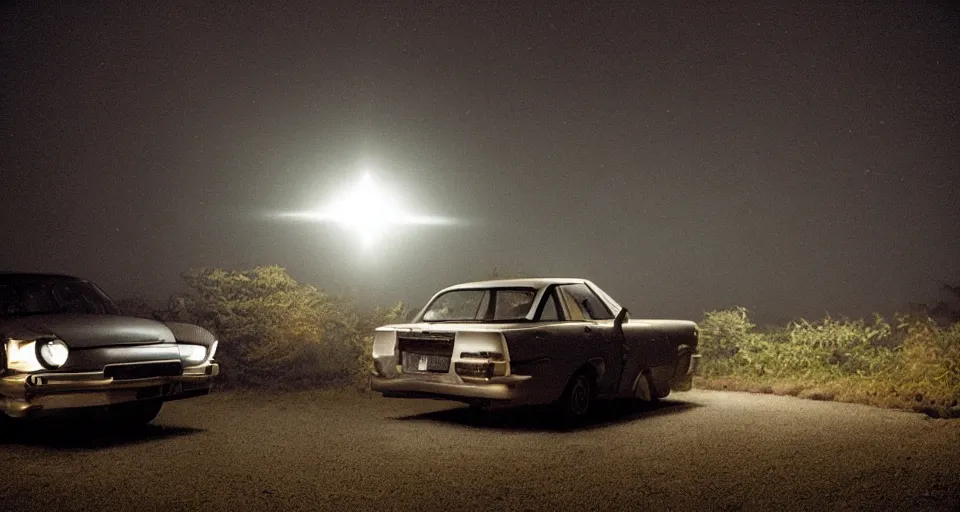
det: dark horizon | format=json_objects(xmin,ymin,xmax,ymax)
[{"xmin": 2, "ymin": 2, "xmax": 958, "ymax": 325}]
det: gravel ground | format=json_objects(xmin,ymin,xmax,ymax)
[{"xmin": 2, "ymin": 389, "xmax": 958, "ymax": 511}]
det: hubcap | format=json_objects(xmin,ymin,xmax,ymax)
[{"xmin": 570, "ymin": 376, "xmax": 591, "ymax": 415}]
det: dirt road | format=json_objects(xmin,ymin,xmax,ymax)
[{"xmin": 2, "ymin": 389, "xmax": 958, "ymax": 511}]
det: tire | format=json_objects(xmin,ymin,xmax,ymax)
[
  {"xmin": 556, "ymin": 371, "xmax": 596, "ymax": 424},
  {"xmin": 108, "ymin": 399, "xmax": 163, "ymax": 427}
]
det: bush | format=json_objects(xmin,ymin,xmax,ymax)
[
  {"xmin": 697, "ymin": 308, "xmax": 960, "ymax": 417},
  {"xmin": 697, "ymin": 307, "xmax": 759, "ymax": 376},
  {"xmin": 154, "ymin": 266, "xmax": 406, "ymax": 390}
]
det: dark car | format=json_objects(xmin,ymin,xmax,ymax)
[{"xmin": 0, "ymin": 272, "xmax": 219, "ymax": 426}]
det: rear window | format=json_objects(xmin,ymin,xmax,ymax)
[{"xmin": 421, "ymin": 288, "xmax": 537, "ymax": 322}]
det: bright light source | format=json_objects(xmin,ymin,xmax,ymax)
[
  {"xmin": 324, "ymin": 173, "xmax": 402, "ymax": 247},
  {"xmin": 5, "ymin": 340, "xmax": 43, "ymax": 372},
  {"xmin": 178, "ymin": 344, "xmax": 208, "ymax": 364},
  {"xmin": 274, "ymin": 172, "xmax": 457, "ymax": 247},
  {"xmin": 38, "ymin": 339, "xmax": 69, "ymax": 368}
]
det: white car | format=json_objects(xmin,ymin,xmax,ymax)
[{"xmin": 370, "ymin": 278, "xmax": 699, "ymax": 421}]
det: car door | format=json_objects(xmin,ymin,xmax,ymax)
[{"xmin": 556, "ymin": 283, "xmax": 623, "ymax": 396}]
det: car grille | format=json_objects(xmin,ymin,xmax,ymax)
[
  {"xmin": 104, "ymin": 361, "xmax": 183, "ymax": 380},
  {"xmin": 398, "ymin": 332, "xmax": 454, "ymax": 374}
]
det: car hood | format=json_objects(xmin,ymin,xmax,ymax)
[{"xmin": 0, "ymin": 315, "xmax": 176, "ymax": 349}]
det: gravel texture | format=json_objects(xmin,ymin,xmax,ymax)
[{"xmin": 2, "ymin": 389, "xmax": 958, "ymax": 511}]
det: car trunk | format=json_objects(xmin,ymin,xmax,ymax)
[{"xmin": 397, "ymin": 331, "xmax": 456, "ymax": 375}]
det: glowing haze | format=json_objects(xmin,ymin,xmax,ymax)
[
  {"xmin": 1, "ymin": 2, "xmax": 957, "ymax": 323},
  {"xmin": 275, "ymin": 173, "xmax": 457, "ymax": 248}
]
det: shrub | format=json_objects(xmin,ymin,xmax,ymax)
[
  {"xmin": 696, "ymin": 307, "xmax": 960, "ymax": 417},
  {"xmin": 697, "ymin": 307, "xmax": 758, "ymax": 376},
  {"xmin": 155, "ymin": 266, "xmax": 405, "ymax": 389}
]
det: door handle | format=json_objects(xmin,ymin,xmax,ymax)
[{"xmin": 584, "ymin": 326, "xmax": 593, "ymax": 333}]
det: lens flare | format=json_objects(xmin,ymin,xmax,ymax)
[{"xmin": 273, "ymin": 173, "xmax": 457, "ymax": 247}]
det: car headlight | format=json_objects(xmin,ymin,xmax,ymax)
[
  {"xmin": 5, "ymin": 339, "xmax": 69, "ymax": 372},
  {"xmin": 177, "ymin": 344, "xmax": 208, "ymax": 364},
  {"xmin": 37, "ymin": 339, "xmax": 69, "ymax": 369}
]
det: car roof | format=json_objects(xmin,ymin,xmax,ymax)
[
  {"xmin": 442, "ymin": 277, "xmax": 588, "ymax": 291},
  {"xmin": 0, "ymin": 272, "xmax": 87, "ymax": 285}
]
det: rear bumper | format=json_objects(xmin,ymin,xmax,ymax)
[
  {"xmin": 1, "ymin": 362, "xmax": 219, "ymax": 418},
  {"xmin": 689, "ymin": 354, "xmax": 702, "ymax": 375},
  {"xmin": 669, "ymin": 353, "xmax": 701, "ymax": 392},
  {"xmin": 371, "ymin": 374, "xmax": 533, "ymax": 404}
]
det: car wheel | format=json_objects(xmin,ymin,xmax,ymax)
[
  {"xmin": 557, "ymin": 371, "xmax": 595, "ymax": 423},
  {"xmin": 108, "ymin": 399, "xmax": 163, "ymax": 426}
]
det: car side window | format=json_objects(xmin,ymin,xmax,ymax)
[
  {"xmin": 557, "ymin": 287, "xmax": 586, "ymax": 321},
  {"xmin": 493, "ymin": 290, "xmax": 535, "ymax": 320},
  {"xmin": 558, "ymin": 284, "xmax": 613, "ymax": 320},
  {"xmin": 536, "ymin": 290, "xmax": 561, "ymax": 321}
]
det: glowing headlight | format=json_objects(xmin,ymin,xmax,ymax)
[
  {"xmin": 5, "ymin": 339, "xmax": 69, "ymax": 372},
  {"xmin": 38, "ymin": 339, "xmax": 70, "ymax": 368},
  {"xmin": 178, "ymin": 344, "xmax": 208, "ymax": 364},
  {"xmin": 5, "ymin": 340, "xmax": 42, "ymax": 372}
]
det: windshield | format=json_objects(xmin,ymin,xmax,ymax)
[
  {"xmin": 420, "ymin": 288, "xmax": 537, "ymax": 322},
  {"xmin": 0, "ymin": 280, "xmax": 120, "ymax": 317}
]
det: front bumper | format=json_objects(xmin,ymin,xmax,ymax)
[
  {"xmin": 0, "ymin": 362, "xmax": 219, "ymax": 418},
  {"xmin": 371, "ymin": 373, "xmax": 533, "ymax": 404}
]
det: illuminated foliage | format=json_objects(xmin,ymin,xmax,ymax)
[
  {"xmin": 155, "ymin": 266, "xmax": 406, "ymax": 389},
  {"xmin": 698, "ymin": 308, "xmax": 960, "ymax": 417}
]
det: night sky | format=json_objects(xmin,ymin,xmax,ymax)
[{"xmin": 2, "ymin": 2, "xmax": 958, "ymax": 324}]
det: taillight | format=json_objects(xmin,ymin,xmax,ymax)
[
  {"xmin": 455, "ymin": 352, "xmax": 508, "ymax": 378},
  {"xmin": 455, "ymin": 361, "xmax": 508, "ymax": 378},
  {"xmin": 459, "ymin": 351, "xmax": 504, "ymax": 361}
]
